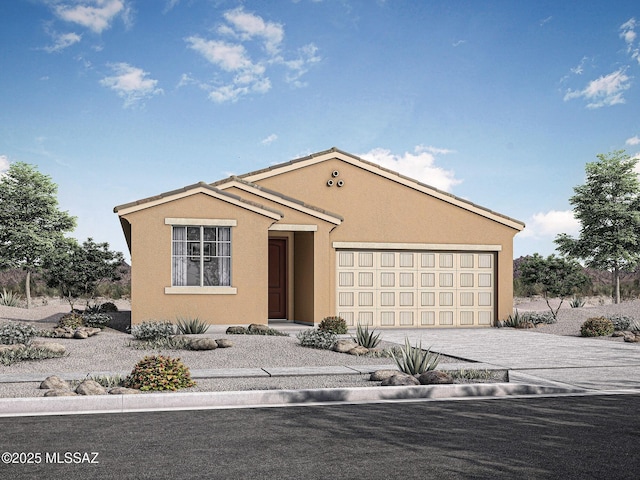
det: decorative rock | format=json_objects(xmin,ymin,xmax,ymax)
[
  {"xmin": 75, "ymin": 380, "xmax": 108, "ymax": 395},
  {"xmin": 40, "ymin": 375, "xmax": 71, "ymax": 390},
  {"xmin": 44, "ymin": 389, "xmax": 78, "ymax": 397},
  {"xmin": 612, "ymin": 331, "xmax": 626, "ymax": 337},
  {"xmin": 381, "ymin": 374, "xmax": 420, "ymax": 386},
  {"xmin": 248, "ymin": 323, "xmax": 269, "ymax": 333},
  {"xmin": 31, "ymin": 341, "xmax": 66, "ymax": 354},
  {"xmin": 370, "ymin": 369, "xmax": 400, "ymax": 381},
  {"xmin": 348, "ymin": 345, "xmax": 369, "ymax": 356},
  {"xmin": 0, "ymin": 344, "xmax": 25, "ymax": 353},
  {"xmin": 623, "ymin": 334, "xmax": 640, "ymax": 343},
  {"xmin": 418, "ymin": 370, "xmax": 454, "ymax": 385},
  {"xmin": 109, "ymin": 387, "xmax": 141, "ymax": 395},
  {"xmin": 333, "ymin": 339, "xmax": 358, "ymax": 353},
  {"xmin": 85, "ymin": 327, "xmax": 101, "ymax": 337},
  {"xmin": 73, "ymin": 329, "xmax": 89, "ymax": 339},
  {"xmin": 189, "ymin": 338, "xmax": 218, "ymax": 350},
  {"xmin": 226, "ymin": 326, "xmax": 247, "ymax": 334},
  {"xmin": 214, "ymin": 338, "xmax": 233, "ymax": 348}
]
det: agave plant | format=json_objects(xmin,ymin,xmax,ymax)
[
  {"xmin": 352, "ymin": 323, "xmax": 381, "ymax": 349},
  {"xmin": 390, "ymin": 337, "xmax": 440, "ymax": 375},
  {"xmin": 176, "ymin": 317, "xmax": 210, "ymax": 335},
  {"xmin": 0, "ymin": 289, "xmax": 22, "ymax": 307}
]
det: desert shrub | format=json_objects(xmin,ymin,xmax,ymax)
[
  {"xmin": 99, "ymin": 302, "xmax": 119, "ymax": 313},
  {"xmin": 0, "ymin": 346, "xmax": 66, "ymax": 366},
  {"xmin": 522, "ymin": 311, "xmax": 556, "ymax": 325},
  {"xmin": 496, "ymin": 311, "xmax": 529, "ymax": 328},
  {"xmin": 569, "ymin": 297, "xmax": 586, "ymax": 308},
  {"xmin": 318, "ymin": 316, "xmax": 348, "ymax": 334},
  {"xmin": 130, "ymin": 321, "xmax": 175, "ymax": 341},
  {"xmin": 124, "ymin": 355, "xmax": 195, "ymax": 391},
  {"xmin": 176, "ymin": 317, "xmax": 209, "ymax": 335},
  {"xmin": 390, "ymin": 337, "xmax": 440, "ymax": 375},
  {"xmin": 352, "ymin": 323, "xmax": 381, "ymax": 348},
  {"xmin": 0, "ymin": 322, "xmax": 38, "ymax": 345},
  {"xmin": 57, "ymin": 312, "xmax": 84, "ymax": 329},
  {"xmin": 296, "ymin": 329, "xmax": 336, "ymax": 350},
  {"xmin": 607, "ymin": 315, "xmax": 633, "ymax": 331},
  {"xmin": 580, "ymin": 317, "xmax": 614, "ymax": 337},
  {"xmin": 0, "ymin": 289, "xmax": 22, "ymax": 307},
  {"xmin": 82, "ymin": 313, "xmax": 111, "ymax": 329},
  {"xmin": 87, "ymin": 374, "xmax": 125, "ymax": 388}
]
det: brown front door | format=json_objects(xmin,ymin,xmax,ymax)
[{"xmin": 268, "ymin": 238, "xmax": 287, "ymax": 318}]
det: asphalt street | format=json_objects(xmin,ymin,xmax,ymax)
[{"xmin": 1, "ymin": 393, "xmax": 639, "ymax": 479}]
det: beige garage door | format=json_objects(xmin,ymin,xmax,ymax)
[{"xmin": 336, "ymin": 250, "xmax": 495, "ymax": 328}]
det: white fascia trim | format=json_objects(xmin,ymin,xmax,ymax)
[
  {"xmin": 269, "ymin": 224, "xmax": 318, "ymax": 232},
  {"xmin": 165, "ymin": 218, "xmax": 237, "ymax": 227},
  {"xmin": 221, "ymin": 180, "xmax": 342, "ymax": 225},
  {"xmin": 117, "ymin": 187, "xmax": 282, "ymax": 220},
  {"xmin": 332, "ymin": 242, "xmax": 503, "ymax": 252},
  {"xmin": 165, "ymin": 286, "xmax": 237, "ymax": 295},
  {"xmin": 244, "ymin": 151, "xmax": 523, "ymax": 230}
]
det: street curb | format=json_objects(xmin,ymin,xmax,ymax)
[{"xmin": 0, "ymin": 382, "xmax": 585, "ymax": 417}]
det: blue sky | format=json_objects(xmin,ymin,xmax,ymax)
[{"xmin": 1, "ymin": 0, "xmax": 640, "ymax": 263}]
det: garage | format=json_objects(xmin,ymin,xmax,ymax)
[{"xmin": 336, "ymin": 250, "xmax": 495, "ymax": 328}]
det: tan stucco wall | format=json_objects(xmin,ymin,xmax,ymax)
[
  {"xmin": 121, "ymin": 192, "xmax": 275, "ymax": 325},
  {"xmin": 251, "ymin": 158, "xmax": 520, "ymax": 323}
]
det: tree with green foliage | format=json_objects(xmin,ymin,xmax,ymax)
[
  {"xmin": 518, "ymin": 253, "xmax": 589, "ymax": 320},
  {"xmin": 44, "ymin": 237, "xmax": 125, "ymax": 311},
  {"xmin": 0, "ymin": 162, "xmax": 76, "ymax": 308},
  {"xmin": 555, "ymin": 150, "xmax": 640, "ymax": 304}
]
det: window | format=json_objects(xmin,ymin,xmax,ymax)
[{"xmin": 172, "ymin": 226, "xmax": 231, "ymax": 287}]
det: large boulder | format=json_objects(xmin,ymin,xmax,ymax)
[
  {"xmin": 248, "ymin": 324, "xmax": 269, "ymax": 333},
  {"xmin": 333, "ymin": 339, "xmax": 358, "ymax": 353},
  {"xmin": 381, "ymin": 374, "xmax": 420, "ymax": 386},
  {"xmin": 370, "ymin": 369, "xmax": 400, "ymax": 381},
  {"xmin": 44, "ymin": 389, "xmax": 78, "ymax": 397},
  {"xmin": 109, "ymin": 387, "xmax": 141, "ymax": 395},
  {"xmin": 73, "ymin": 329, "xmax": 89, "ymax": 339},
  {"xmin": 226, "ymin": 326, "xmax": 247, "ymax": 334},
  {"xmin": 348, "ymin": 345, "xmax": 369, "ymax": 356},
  {"xmin": 189, "ymin": 338, "xmax": 218, "ymax": 350},
  {"xmin": 418, "ymin": 370, "xmax": 454, "ymax": 385},
  {"xmin": 623, "ymin": 333, "xmax": 640, "ymax": 343},
  {"xmin": 214, "ymin": 338, "xmax": 233, "ymax": 348},
  {"xmin": 75, "ymin": 380, "xmax": 108, "ymax": 395},
  {"xmin": 40, "ymin": 375, "xmax": 71, "ymax": 390}
]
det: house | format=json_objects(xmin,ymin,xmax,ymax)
[{"xmin": 114, "ymin": 147, "xmax": 525, "ymax": 328}]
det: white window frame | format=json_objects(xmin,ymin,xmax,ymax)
[{"xmin": 165, "ymin": 219, "xmax": 237, "ymax": 295}]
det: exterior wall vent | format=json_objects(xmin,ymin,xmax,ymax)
[
  {"xmin": 327, "ymin": 179, "xmax": 334, "ymax": 187},
  {"xmin": 337, "ymin": 180, "xmax": 345, "ymax": 187},
  {"xmin": 332, "ymin": 170, "xmax": 340, "ymax": 177}
]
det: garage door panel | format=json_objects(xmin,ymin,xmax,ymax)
[{"xmin": 337, "ymin": 250, "xmax": 495, "ymax": 328}]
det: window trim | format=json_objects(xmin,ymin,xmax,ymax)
[{"xmin": 168, "ymin": 219, "xmax": 236, "ymax": 294}]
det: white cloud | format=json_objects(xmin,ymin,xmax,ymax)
[
  {"xmin": 621, "ymin": 18, "xmax": 640, "ymax": 64},
  {"xmin": 44, "ymin": 31, "xmax": 82, "ymax": 53},
  {"xmin": 54, "ymin": 0, "xmax": 128, "ymax": 34},
  {"xmin": 184, "ymin": 7, "xmax": 320, "ymax": 103},
  {"xmin": 0, "ymin": 155, "xmax": 10, "ymax": 174},
  {"xmin": 540, "ymin": 16, "xmax": 553, "ymax": 27},
  {"xmin": 100, "ymin": 62, "xmax": 163, "ymax": 107},
  {"xmin": 564, "ymin": 68, "xmax": 631, "ymax": 108},
  {"xmin": 452, "ymin": 40, "xmax": 466, "ymax": 47},
  {"xmin": 626, "ymin": 135, "xmax": 640, "ymax": 146},
  {"xmin": 519, "ymin": 210, "xmax": 580, "ymax": 239},
  {"xmin": 260, "ymin": 134, "xmax": 278, "ymax": 145},
  {"xmin": 222, "ymin": 7, "xmax": 284, "ymax": 55},
  {"xmin": 358, "ymin": 145, "xmax": 461, "ymax": 192}
]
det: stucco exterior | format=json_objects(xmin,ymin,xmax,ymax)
[{"xmin": 114, "ymin": 148, "xmax": 524, "ymax": 327}]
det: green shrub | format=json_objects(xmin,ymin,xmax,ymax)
[
  {"xmin": 176, "ymin": 317, "xmax": 209, "ymax": 335},
  {"xmin": 523, "ymin": 311, "xmax": 556, "ymax": 325},
  {"xmin": 318, "ymin": 316, "xmax": 348, "ymax": 334},
  {"xmin": 352, "ymin": 323, "xmax": 381, "ymax": 348},
  {"xmin": 99, "ymin": 302, "xmax": 119, "ymax": 313},
  {"xmin": 496, "ymin": 310, "xmax": 529, "ymax": 328},
  {"xmin": 0, "ymin": 322, "xmax": 38, "ymax": 345},
  {"xmin": 130, "ymin": 321, "xmax": 175, "ymax": 341},
  {"xmin": 580, "ymin": 317, "xmax": 614, "ymax": 337},
  {"xmin": 496, "ymin": 310, "xmax": 555, "ymax": 328},
  {"xmin": 57, "ymin": 312, "xmax": 84, "ymax": 329},
  {"xmin": 607, "ymin": 315, "xmax": 633, "ymax": 331},
  {"xmin": 0, "ymin": 346, "xmax": 67, "ymax": 366},
  {"xmin": 390, "ymin": 337, "xmax": 440, "ymax": 375},
  {"xmin": 296, "ymin": 329, "xmax": 336, "ymax": 350},
  {"xmin": 87, "ymin": 374, "xmax": 125, "ymax": 388},
  {"xmin": 82, "ymin": 313, "xmax": 111, "ymax": 329},
  {"xmin": 124, "ymin": 355, "xmax": 195, "ymax": 391},
  {"xmin": 0, "ymin": 289, "xmax": 22, "ymax": 307}
]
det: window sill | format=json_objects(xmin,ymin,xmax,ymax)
[{"xmin": 164, "ymin": 286, "xmax": 237, "ymax": 295}]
